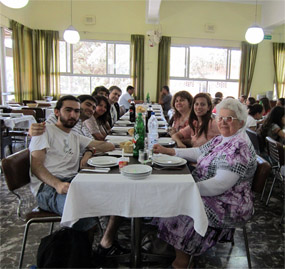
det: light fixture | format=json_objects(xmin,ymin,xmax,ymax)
[
  {"xmin": 1, "ymin": 0, "xmax": 29, "ymax": 9},
  {"xmin": 245, "ymin": 0, "xmax": 264, "ymax": 44},
  {"xmin": 63, "ymin": 0, "xmax": 80, "ymax": 44}
]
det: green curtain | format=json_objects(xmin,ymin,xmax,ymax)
[
  {"xmin": 156, "ymin": 36, "xmax": 171, "ymax": 102},
  {"xmin": 131, "ymin": 35, "xmax": 144, "ymax": 100},
  {"xmin": 273, "ymin": 43, "xmax": 285, "ymax": 98},
  {"xmin": 11, "ymin": 20, "xmax": 60, "ymax": 103},
  {"xmin": 238, "ymin": 41, "xmax": 258, "ymax": 97}
]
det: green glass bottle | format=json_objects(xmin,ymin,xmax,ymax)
[
  {"xmin": 133, "ymin": 112, "xmax": 145, "ymax": 157},
  {"xmin": 146, "ymin": 92, "xmax": 150, "ymax": 104}
]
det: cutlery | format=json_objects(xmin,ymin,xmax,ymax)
[{"xmin": 81, "ymin": 168, "xmax": 110, "ymax": 173}]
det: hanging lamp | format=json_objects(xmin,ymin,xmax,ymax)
[
  {"xmin": 63, "ymin": 0, "xmax": 80, "ymax": 44},
  {"xmin": 245, "ymin": 0, "xmax": 264, "ymax": 44},
  {"xmin": 1, "ymin": 0, "xmax": 29, "ymax": 9}
]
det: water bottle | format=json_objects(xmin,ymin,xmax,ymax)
[
  {"xmin": 133, "ymin": 112, "xmax": 145, "ymax": 157},
  {"xmin": 145, "ymin": 105, "xmax": 153, "ymax": 133},
  {"xmin": 129, "ymin": 101, "xmax": 136, "ymax": 122},
  {"xmin": 147, "ymin": 112, "xmax": 158, "ymax": 151}
]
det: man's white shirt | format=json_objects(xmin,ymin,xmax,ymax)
[{"xmin": 119, "ymin": 92, "xmax": 133, "ymax": 110}]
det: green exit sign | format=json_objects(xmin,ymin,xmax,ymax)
[{"xmin": 264, "ymin": 35, "xmax": 272, "ymax": 40}]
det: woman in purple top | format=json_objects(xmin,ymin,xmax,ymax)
[{"xmin": 153, "ymin": 98, "xmax": 257, "ymax": 268}]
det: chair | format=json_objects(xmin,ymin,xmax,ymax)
[
  {"xmin": 22, "ymin": 100, "xmax": 37, "ymax": 106},
  {"xmin": 0, "ymin": 119, "xmax": 13, "ymax": 159},
  {"xmin": 246, "ymin": 128, "xmax": 262, "ymax": 155},
  {"xmin": 22, "ymin": 107, "xmax": 46, "ymax": 122},
  {"xmin": 8, "ymin": 110, "xmax": 36, "ymax": 148},
  {"xmin": 262, "ymin": 137, "xmax": 284, "ymax": 206},
  {"xmin": 1, "ymin": 149, "xmax": 61, "ymax": 269},
  {"xmin": 213, "ymin": 155, "xmax": 271, "ymax": 269}
]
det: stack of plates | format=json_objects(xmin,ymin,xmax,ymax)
[
  {"xmin": 152, "ymin": 154, "xmax": 187, "ymax": 167},
  {"xmin": 87, "ymin": 156, "xmax": 119, "ymax": 168},
  {"xmin": 121, "ymin": 164, "xmax": 152, "ymax": 180}
]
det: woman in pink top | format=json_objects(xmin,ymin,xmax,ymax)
[
  {"xmin": 168, "ymin": 91, "xmax": 193, "ymax": 135},
  {"xmin": 172, "ymin": 93, "xmax": 220, "ymax": 148}
]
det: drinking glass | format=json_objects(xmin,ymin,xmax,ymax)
[{"xmin": 138, "ymin": 149, "xmax": 150, "ymax": 164}]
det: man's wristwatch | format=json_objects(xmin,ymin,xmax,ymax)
[{"xmin": 84, "ymin": 147, "xmax": 96, "ymax": 155}]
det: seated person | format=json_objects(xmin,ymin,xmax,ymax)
[
  {"xmin": 152, "ymin": 98, "xmax": 256, "ymax": 268},
  {"xmin": 172, "ymin": 93, "xmax": 220, "ymax": 148},
  {"xmin": 107, "ymin": 86, "xmax": 122, "ymax": 127},
  {"xmin": 260, "ymin": 97, "xmax": 271, "ymax": 116},
  {"xmin": 257, "ymin": 106, "xmax": 285, "ymax": 145},
  {"xmin": 246, "ymin": 103, "xmax": 264, "ymax": 131},
  {"xmin": 159, "ymin": 86, "xmax": 172, "ymax": 118},
  {"xmin": 118, "ymin": 85, "xmax": 135, "ymax": 111},
  {"xmin": 84, "ymin": 95, "xmax": 111, "ymax": 141},
  {"xmin": 276, "ymin": 98, "xmax": 285, "ymax": 107},
  {"xmin": 30, "ymin": 95, "xmax": 126, "ymax": 256},
  {"xmin": 29, "ymin": 95, "xmax": 114, "ymax": 153},
  {"xmin": 168, "ymin": 91, "xmax": 193, "ymax": 136},
  {"xmin": 91, "ymin": 86, "xmax": 109, "ymax": 97},
  {"xmin": 246, "ymin": 97, "xmax": 256, "ymax": 107}
]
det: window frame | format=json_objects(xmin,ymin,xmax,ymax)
[
  {"xmin": 169, "ymin": 44, "xmax": 241, "ymax": 97},
  {"xmin": 59, "ymin": 39, "xmax": 131, "ymax": 95}
]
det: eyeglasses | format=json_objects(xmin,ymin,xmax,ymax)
[{"xmin": 216, "ymin": 116, "xmax": 239, "ymax": 123}]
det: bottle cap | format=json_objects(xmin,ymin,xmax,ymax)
[
  {"xmin": 138, "ymin": 112, "xmax": 142, "ymax": 116},
  {"xmin": 151, "ymin": 112, "xmax": 155, "ymax": 115}
]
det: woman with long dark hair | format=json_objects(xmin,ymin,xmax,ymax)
[
  {"xmin": 258, "ymin": 106, "xmax": 285, "ymax": 144},
  {"xmin": 171, "ymin": 93, "xmax": 220, "ymax": 148},
  {"xmin": 260, "ymin": 97, "xmax": 271, "ymax": 116},
  {"xmin": 83, "ymin": 95, "xmax": 111, "ymax": 141},
  {"xmin": 168, "ymin": 91, "xmax": 193, "ymax": 135}
]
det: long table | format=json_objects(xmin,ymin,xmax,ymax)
[{"xmin": 61, "ymin": 157, "xmax": 208, "ymax": 267}]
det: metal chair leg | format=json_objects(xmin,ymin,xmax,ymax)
[
  {"xmin": 266, "ymin": 175, "xmax": 277, "ymax": 206},
  {"xmin": 49, "ymin": 222, "xmax": 55, "ymax": 234},
  {"xmin": 260, "ymin": 178, "xmax": 268, "ymax": 201},
  {"xmin": 242, "ymin": 226, "xmax": 252, "ymax": 269},
  {"xmin": 19, "ymin": 220, "xmax": 32, "ymax": 269}
]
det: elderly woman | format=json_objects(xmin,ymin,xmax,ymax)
[{"xmin": 152, "ymin": 98, "xmax": 257, "ymax": 268}]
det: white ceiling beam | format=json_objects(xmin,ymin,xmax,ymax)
[{"xmin": 146, "ymin": 0, "xmax": 162, "ymax": 24}]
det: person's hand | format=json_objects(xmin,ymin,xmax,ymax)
[
  {"xmin": 55, "ymin": 181, "xmax": 70, "ymax": 194},
  {"xmin": 80, "ymin": 151, "xmax": 93, "ymax": 168},
  {"xmin": 29, "ymin": 122, "xmax": 46, "ymax": 137},
  {"xmin": 153, "ymin": 144, "xmax": 175, "ymax": 156},
  {"xmin": 177, "ymin": 141, "xmax": 187, "ymax": 148}
]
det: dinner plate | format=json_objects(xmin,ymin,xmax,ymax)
[
  {"xmin": 87, "ymin": 156, "xmax": 118, "ymax": 167},
  {"xmin": 152, "ymin": 159, "xmax": 187, "ymax": 167},
  {"xmin": 158, "ymin": 120, "xmax": 167, "ymax": 126},
  {"xmin": 158, "ymin": 128, "xmax": 167, "ymax": 134},
  {"xmin": 115, "ymin": 120, "xmax": 132, "ymax": 126},
  {"xmin": 152, "ymin": 155, "xmax": 184, "ymax": 165},
  {"xmin": 158, "ymin": 137, "xmax": 175, "ymax": 146},
  {"xmin": 121, "ymin": 164, "xmax": 152, "ymax": 174},
  {"xmin": 111, "ymin": 126, "xmax": 132, "ymax": 133}
]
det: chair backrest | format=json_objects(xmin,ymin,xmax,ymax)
[
  {"xmin": 251, "ymin": 155, "xmax": 271, "ymax": 193},
  {"xmin": 22, "ymin": 107, "xmax": 45, "ymax": 122},
  {"xmin": 11, "ymin": 109, "xmax": 36, "ymax": 118},
  {"xmin": 2, "ymin": 149, "xmax": 30, "ymax": 191},
  {"xmin": 246, "ymin": 128, "xmax": 261, "ymax": 154},
  {"xmin": 266, "ymin": 136, "xmax": 284, "ymax": 166}
]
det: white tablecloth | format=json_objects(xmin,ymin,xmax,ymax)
[
  {"xmin": 0, "ymin": 115, "xmax": 37, "ymax": 129},
  {"xmin": 61, "ymin": 173, "xmax": 208, "ymax": 236}
]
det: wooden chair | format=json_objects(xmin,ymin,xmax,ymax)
[
  {"xmin": 263, "ymin": 137, "xmax": 284, "ymax": 206},
  {"xmin": 1, "ymin": 149, "xmax": 61, "ymax": 268},
  {"xmin": 22, "ymin": 107, "xmax": 45, "ymax": 122}
]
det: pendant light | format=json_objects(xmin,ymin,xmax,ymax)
[
  {"xmin": 1, "ymin": 0, "xmax": 29, "ymax": 9},
  {"xmin": 245, "ymin": 0, "xmax": 264, "ymax": 44},
  {"xmin": 63, "ymin": 0, "xmax": 80, "ymax": 44}
]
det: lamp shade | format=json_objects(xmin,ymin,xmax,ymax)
[
  {"xmin": 63, "ymin": 26, "xmax": 80, "ymax": 44},
  {"xmin": 245, "ymin": 25, "xmax": 264, "ymax": 44},
  {"xmin": 1, "ymin": 0, "xmax": 29, "ymax": 8}
]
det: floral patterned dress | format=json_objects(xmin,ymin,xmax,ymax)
[{"xmin": 152, "ymin": 131, "xmax": 257, "ymax": 256}]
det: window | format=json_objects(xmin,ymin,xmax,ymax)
[
  {"xmin": 60, "ymin": 40, "xmax": 131, "ymax": 95},
  {"xmin": 0, "ymin": 28, "xmax": 15, "ymax": 104},
  {"xmin": 169, "ymin": 45, "xmax": 241, "ymax": 98}
]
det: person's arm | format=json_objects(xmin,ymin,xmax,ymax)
[
  {"xmin": 276, "ymin": 128, "xmax": 285, "ymax": 139},
  {"xmin": 171, "ymin": 132, "xmax": 187, "ymax": 148},
  {"xmin": 175, "ymin": 147, "xmax": 201, "ymax": 162},
  {"xmin": 31, "ymin": 149, "xmax": 70, "ymax": 194},
  {"xmin": 80, "ymin": 150, "xmax": 93, "ymax": 168},
  {"xmin": 249, "ymin": 126, "xmax": 257, "ymax": 132},
  {"xmin": 196, "ymin": 170, "xmax": 239, "ymax": 196},
  {"xmin": 87, "ymin": 140, "xmax": 115, "ymax": 152},
  {"xmin": 92, "ymin": 133, "xmax": 105, "ymax": 141}
]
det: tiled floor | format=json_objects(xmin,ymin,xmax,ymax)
[{"xmin": 0, "ymin": 165, "xmax": 284, "ymax": 268}]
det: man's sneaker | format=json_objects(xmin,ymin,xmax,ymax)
[{"xmin": 96, "ymin": 241, "xmax": 129, "ymax": 257}]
